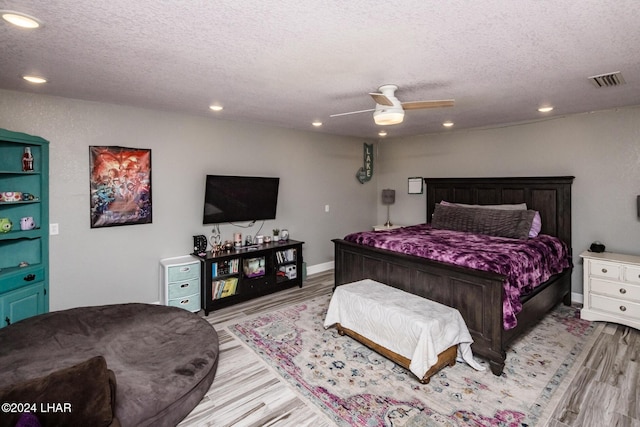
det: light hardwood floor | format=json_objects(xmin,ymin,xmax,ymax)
[{"xmin": 179, "ymin": 270, "xmax": 640, "ymax": 427}]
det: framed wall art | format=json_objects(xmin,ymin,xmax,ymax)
[
  {"xmin": 89, "ymin": 146, "xmax": 152, "ymax": 228},
  {"xmin": 408, "ymin": 177, "xmax": 423, "ymax": 194}
]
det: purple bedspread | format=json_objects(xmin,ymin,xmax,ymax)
[{"xmin": 344, "ymin": 224, "xmax": 572, "ymax": 330}]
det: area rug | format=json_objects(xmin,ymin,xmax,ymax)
[{"xmin": 230, "ymin": 294, "xmax": 601, "ymax": 427}]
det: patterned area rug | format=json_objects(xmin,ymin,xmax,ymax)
[{"xmin": 230, "ymin": 294, "xmax": 601, "ymax": 427}]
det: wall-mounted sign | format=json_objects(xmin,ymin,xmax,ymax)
[{"xmin": 356, "ymin": 143, "xmax": 373, "ymax": 184}]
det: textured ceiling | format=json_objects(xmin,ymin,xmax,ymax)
[{"xmin": 1, "ymin": 0, "xmax": 639, "ymax": 138}]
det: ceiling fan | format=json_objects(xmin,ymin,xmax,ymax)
[{"xmin": 330, "ymin": 84, "xmax": 454, "ymax": 125}]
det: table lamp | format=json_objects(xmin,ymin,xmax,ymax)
[{"xmin": 381, "ymin": 189, "xmax": 396, "ymax": 227}]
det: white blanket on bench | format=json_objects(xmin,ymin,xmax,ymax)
[{"xmin": 324, "ymin": 279, "xmax": 485, "ymax": 379}]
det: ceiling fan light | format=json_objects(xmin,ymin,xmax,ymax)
[{"xmin": 373, "ymin": 109, "xmax": 404, "ymax": 126}]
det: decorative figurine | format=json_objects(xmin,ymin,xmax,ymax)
[
  {"xmin": 0, "ymin": 218, "xmax": 12, "ymax": 233},
  {"xmin": 20, "ymin": 217, "xmax": 36, "ymax": 230}
]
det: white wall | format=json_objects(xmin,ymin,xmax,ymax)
[
  {"xmin": 377, "ymin": 107, "xmax": 640, "ymax": 297},
  {"xmin": 0, "ymin": 90, "xmax": 378, "ymax": 310}
]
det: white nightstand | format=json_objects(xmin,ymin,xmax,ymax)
[
  {"xmin": 580, "ymin": 250, "xmax": 640, "ymax": 330},
  {"xmin": 372, "ymin": 224, "xmax": 403, "ymax": 231}
]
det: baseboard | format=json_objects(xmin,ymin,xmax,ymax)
[
  {"xmin": 307, "ymin": 261, "xmax": 334, "ymax": 276},
  {"xmin": 571, "ymin": 292, "xmax": 584, "ymax": 305}
]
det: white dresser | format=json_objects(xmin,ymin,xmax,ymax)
[
  {"xmin": 159, "ymin": 255, "xmax": 201, "ymax": 312},
  {"xmin": 580, "ymin": 251, "xmax": 640, "ymax": 330}
]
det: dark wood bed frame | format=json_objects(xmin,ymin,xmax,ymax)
[{"xmin": 332, "ymin": 176, "xmax": 575, "ymax": 375}]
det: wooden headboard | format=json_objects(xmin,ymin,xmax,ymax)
[{"xmin": 424, "ymin": 176, "xmax": 574, "ymax": 249}]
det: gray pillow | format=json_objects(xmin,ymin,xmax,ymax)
[{"xmin": 432, "ymin": 204, "xmax": 536, "ymax": 239}]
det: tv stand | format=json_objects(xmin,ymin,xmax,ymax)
[{"xmin": 195, "ymin": 240, "xmax": 303, "ymax": 315}]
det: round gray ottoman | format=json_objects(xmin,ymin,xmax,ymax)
[{"xmin": 0, "ymin": 303, "xmax": 219, "ymax": 427}]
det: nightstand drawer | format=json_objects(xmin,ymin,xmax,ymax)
[
  {"xmin": 589, "ymin": 261, "xmax": 621, "ymax": 280},
  {"xmin": 590, "ymin": 278, "xmax": 640, "ymax": 302},
  {"xmin": 624, "ymin": 265, "xmax": 640, "ymax": 285},
  {"xmin": 168, "ymin": 295, "xmax": 200, "ymax": 312},
  {"xmin": 590, "ymin": 294, "xmax": 640, "ymax": 320},
  {"xmin": 167, "ymin": 263, "xmax": 199, "ymax": 282},
  {"xmin": 168, "ymin": 278, "xmax": 200, "ymax": 299}
]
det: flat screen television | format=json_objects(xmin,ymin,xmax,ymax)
[{"xmin": 203, "ymin": 175, "xmax": 279, "ymax": 224}]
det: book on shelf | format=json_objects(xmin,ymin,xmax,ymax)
[
  {"xmin": 211, "ymin": 277, "xmax": 238, "ymax": 300},
  {"xmin": 276, "ymin": 248, "xmax": 296, "ymax": 264},
  {"xmin": 212, "ymin": 258, "xmax": 239, "ymax": 277}
]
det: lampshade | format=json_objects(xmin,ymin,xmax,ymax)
[{"xmin": 381, "ymin": 189, "xmax": 396, "ymax": 205}]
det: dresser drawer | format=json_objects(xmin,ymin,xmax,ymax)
[
  {"xmin": 167, "ymin": 263, "xmax": 199, "ymax": 282},
  {"xmin": 168, "ymin": 295, "xmax": 200, "ymax": 312},
  {"xmin": 624, "ymin": 265, "xmax": 640, "ymax": 285},
  {"xmin": 588, "ymin": 260, "xmax": 621, "ymax": 280},
  {"xmin": 590, "ymin": 278, "xmax": 640, "ymax": 302},
  {"xmin": 168, "ymin": 278, "xmax": 200, "ymax": 299},
  {"xmin": 0, "ymin": 267, "xmax": 45, "ymax": 293},
  {"xmin": 590, "ymin": 294, "xmax": 640, "ymax": 320}
]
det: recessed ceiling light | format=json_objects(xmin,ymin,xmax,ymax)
[
  {"xmin": 209, "ymin": 105, "xmax": 223, "ymax": 112},
  {"xmin": 312, "ymin": 121, "xmax": 322, "ymax": 127},
  {"xmin": 538, "ymin": 106, "xmax": 554, "ymax": 113},
  {"xmin": 2, "ymin": 11, "xmax": 41, "ymax": 28},
  {"xmin": 442, "ymin": 121, "xmax": 454, "ymax": 127},
  {"xmin": 378, "ymin": 130, "xmax": 387, "ymax": 137},
  {"xmin": 22, "ymin": 75, "xmax": 47, "ymax": 84}
]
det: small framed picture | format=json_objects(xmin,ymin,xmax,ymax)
[{"xmin": 408, "ymin": 177, "xmax": 423, "ymax": 194}]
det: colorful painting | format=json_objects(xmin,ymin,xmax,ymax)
[{"xmin": 89, "ymin": 146, "xmax": 152, "ymax": 228}]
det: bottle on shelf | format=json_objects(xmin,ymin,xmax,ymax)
[{"xmin": 22, "ymin": 147, "xmax": 34, "ymax": 172}]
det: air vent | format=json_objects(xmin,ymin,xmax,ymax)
[{"xmin": 588, "ymin": 71, "xmax": 626, "ymax": 87}]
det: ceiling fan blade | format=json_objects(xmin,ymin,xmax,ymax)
[
  {"xmin": 369, "ymin": 93, "xmax": 394, "ymax": 106},
  {"xmin": 329, "ymin": 108, "xmax": 376, "ymax": 118},
  {"xmin": 401, "ymin": 99, "xmax": 455, "ymax": 110}
]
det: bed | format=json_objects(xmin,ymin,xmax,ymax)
[{"xmin": 332, "ymin": 176, "xmax": 574, "ymax": 375}]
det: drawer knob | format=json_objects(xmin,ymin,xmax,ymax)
[
  {"xmin": 181, "ymin": 299, "xmax": 189, "ymax": 305},
  {"xmin": 620, "ymin": 305, "xmax": 627, "ymax": 312},
  {"xmin": 23, "ymin": 274, "xmax": 36, "ymax": 281},
  {"xmin": 180, "ymin": 283, "xmax": 189, "ymax": 288},
  {"xmin": 601, "ymin": 268, "xmax": 608, "ymax": 273},
  {"xmin": 620, "ymin": 288, "xmax": 627, "ymax": 294},
  {"xmin": 180, "ymin": 267, "xmax": 191, "ymax": 272}
]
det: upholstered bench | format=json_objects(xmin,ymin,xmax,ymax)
[
  {"xmin": 0, "ymin": 303, "xmax": 219, "ymax": 427},
  {"xmin": 324, "ymin": 279, "xmax": 484, "ymax": 383}
]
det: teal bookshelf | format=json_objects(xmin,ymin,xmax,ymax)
[{"xmin": 0, "ymin": 128, "xmax": 49, "ymax": 328}]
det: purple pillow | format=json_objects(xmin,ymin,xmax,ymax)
[{"xmin": 529, "ymin": 211, "xmax": 542, "ymax": 237}]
